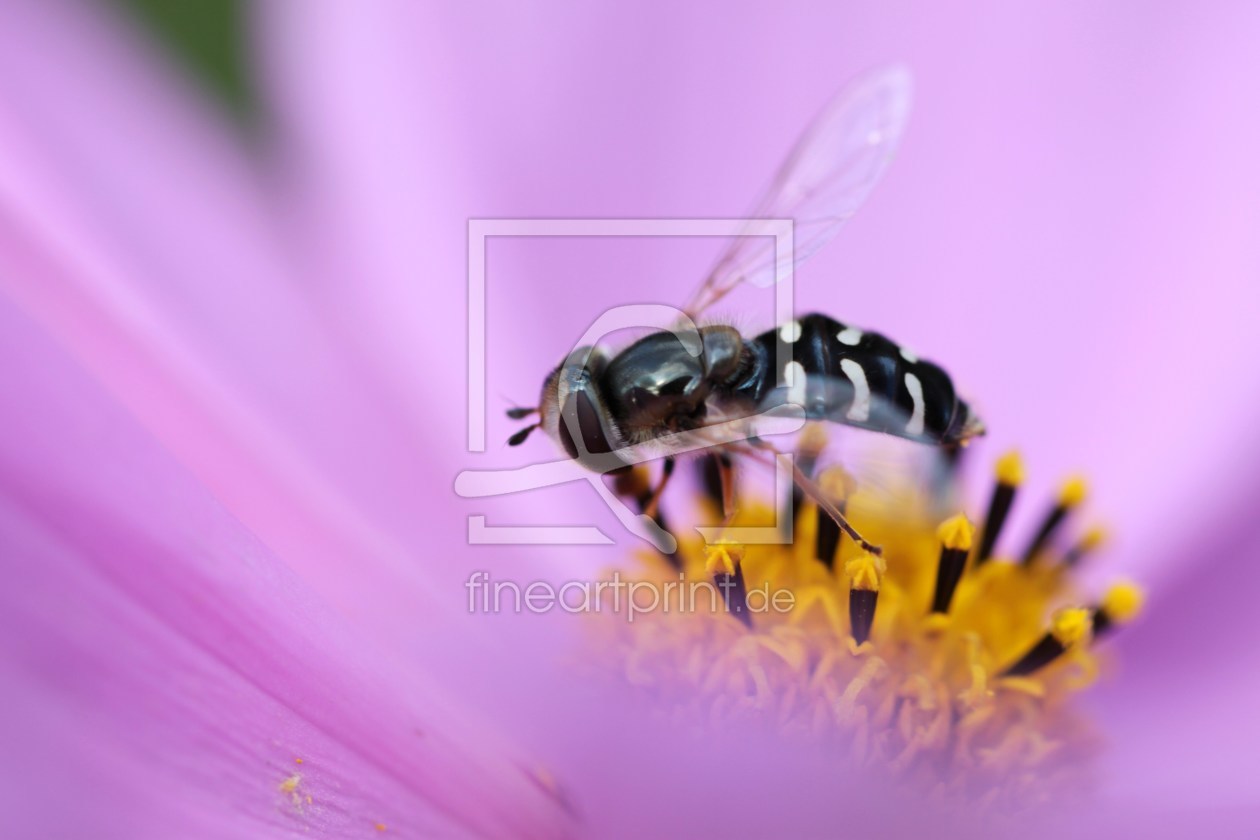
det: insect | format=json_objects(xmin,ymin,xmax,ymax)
[{"xmin": 506, "ymin": 67, "xmax": 984, "ymax": 552}]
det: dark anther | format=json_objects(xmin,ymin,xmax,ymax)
[
  {"xmin": 1021, "ymin": 478, "xmax": 1086, "ymax": 565},
  {"xmin": 976, "ymin": 453, "xmax": 1023, "ymax": 566},
  {"xmin": 815, "ymin": 513, "xmax": 842, "ymax": 571},
  {"xmin": 1001, "ymin": 633, "xmax": 1068, "ymax": 677},
  {"xmin": 715, "ymin": 564, "xmax": 752, "ymax": 628},
  {"xmin": 931, "ymin": 514, "xmax": 973, "ymax": 614},
  {"xmin": 849, "ymin": 589, "xmax": 878, "ymax": 645}
]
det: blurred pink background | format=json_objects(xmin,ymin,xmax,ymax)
[{"xmin": 2, "ymin": 0, "xmax": 1260, "ymax": 835}]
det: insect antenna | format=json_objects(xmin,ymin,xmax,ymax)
[
  {"xmin": 508, "ymin": 423, "xmax": 540, "ymax": 446},
  {"xmin": 506, "ymin": 407, "xmax": 538, "ymax": 420}
]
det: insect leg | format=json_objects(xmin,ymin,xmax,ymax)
[
  {"xmin": 742, "ymin": 439, "xmax": 883, "ymax": 557},
  {"xmin": 791, "ymin": 461, "xmax": 882, "ymax": 556},
  {"xmin": 715, "ymin": 452, "xmax": 737, "ymax": 528},
  {"xmin": 611, "ymin": 462, "xmax": 680, "ymax": 564},
  {"xmin": 641, "ymin": 456, "xmax": 677, "ymax": 520},
  {"xmin": 787, "ymin": 422, "xmax": 828, "ymax": 528}
]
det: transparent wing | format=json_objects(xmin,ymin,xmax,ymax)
[{"xmin": 684, "ymin": 66, "xmax": 913, "ymax": 317}]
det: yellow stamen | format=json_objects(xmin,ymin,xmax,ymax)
[
  {"xmin": 937, "ymin": 513, "xmax": 974, "ymax": 551},
  {"xmin": 995, "ymin": 450, "xmax": 1025, "ymax": 486},
  {"xmin": 931, "ymin": 513, "xmax": 974, "ymax": 616},
  {"xmin": 704, "ymin": 543, "xmax": 743, "ymax": 577},
  {"xmin": 844, "ymin": 551, "xmax": 884, "ymax": 592},
  {"xmin": 1101, "ymin": 581, "xmax": 1144, "ymax": 623},
  {"xmin": 1050, "ymin": 607, "xmax": 1093, "ymax": 647},
  {"xmin": 597, "ymin": 452, "xmax": 1139, "ymax": 809},
  {"xmin": 1080, "ymin": 526, "xmax": 1107, "ymax": 550},
  {"xmin": 1059, "ymin": 476, "xmax": 1088, "ymax": 507},
  {"xmin": 977, "ymin": 452, "xmax": 1023, "ymax": 565}
]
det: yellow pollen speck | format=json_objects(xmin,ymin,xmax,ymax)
[
  {"xmin": 374, "ymin": 823, "xmax": 388, "ymax": 832},
  {"xmin": 704, "ymin": 543, "xmax": 744, "ymax": 576},
  {"xmin": 294, "ymin": 758, "xmax": 303, "ymax": 765},
  {"xmin": 995, "ymin": 450, "xmax": 1025, "ymax": 485},
  {"xmin": 278, "ymin": 772, "xmax": 305, "ymax": 809},
  {"xmin": 844, "ymin": 551, "xmax": 884, "ymax": 591},
  {"xmin": 1079, "ymin": 526, "xmax": 1107, "ymax": 550},
  {"xmin": 937, "ymin": 513, "xmax": 973, "ymax": 551},
  {"xmin": 1059, "ymin": 476, "xmax": 1088, "ymax": 507},
  {"xmin": 1101, "ymin": 581, "xmax": 1144, "ymax": 623},
  {"xmin": 1050, "ymin": 607, "xmax": 1093, "ymax": 647}
]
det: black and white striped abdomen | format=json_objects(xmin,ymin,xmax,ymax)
[{"xmin": 726, "ymin": 313, "xmax": 977, "ymax": 446}]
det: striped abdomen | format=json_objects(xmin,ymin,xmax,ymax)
[{"xmin": 719, "ymin": 313, "xmax": 979, "ymax": 446}]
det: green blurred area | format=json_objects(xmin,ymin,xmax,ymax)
[{"xmin": 107, "ymin": 0, "xmax": 257, "ymax": 125}]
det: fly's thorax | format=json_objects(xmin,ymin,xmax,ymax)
[
  {"xmin": 600, "ymin": 330, "xmax": 716, "ymax": 440},
  {"xmin": 698, "ymin": 324, "xmax": 746, "ymax": 381}
]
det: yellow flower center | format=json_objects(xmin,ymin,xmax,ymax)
[{"xmin": 595, "ymin": 448, "xmax": 1143, "ymax": 809}]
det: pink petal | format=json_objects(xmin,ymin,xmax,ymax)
[
  {"xmin": 1080, "ymin": 471, "xmax": 1260, "ymax": 817},
  {"xmin": 0, "ymin": 0, "xmax": 463, "ymax": 640},
  {"xmin": 0, "ymin": 295, "xmax": 568, "ymax": 838}
]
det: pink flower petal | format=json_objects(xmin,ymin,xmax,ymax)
[
  {"xmin": 0, "ymin": 0, "xmax": 463, "ymax": 640},
  {"xmin": 1080, "ymin": 470, "xmax": 1260, "ymax": 816},
  {"xmin": 0, "ymin": 295, "xmax": 569, "ymax": 838},
  {"xmin": 2, "ymin": 0, "xmax": 1254, "ymax": 832}
]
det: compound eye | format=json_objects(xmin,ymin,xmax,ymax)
[{"xmin": 558, "ymin": 388, "xmax": 614, "ymax": 461}]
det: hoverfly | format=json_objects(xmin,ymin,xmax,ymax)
[{"xmin": 505, "ymin": 67, "xmax": 984, "ymax": 554}]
